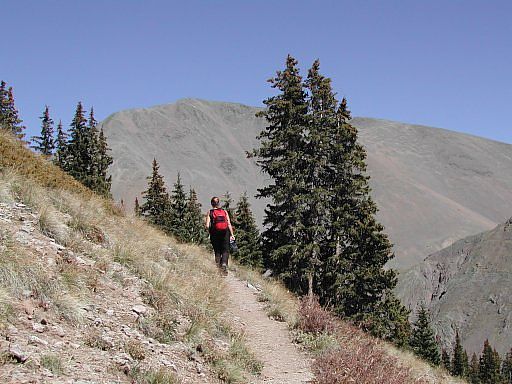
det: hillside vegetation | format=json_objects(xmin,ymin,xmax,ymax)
[{"xmin": 0, "ymin": 130, "xmax": 464, "ymax": 383}]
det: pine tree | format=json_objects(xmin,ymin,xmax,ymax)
[
  {"xmin": 54, "ymin": 120, "xmax": 68, "ymax": 169},
  {"xmin": 140, "ymin": 159, "xmax": 170, "ymax": 228},
  {"xmin": 83, "ymin": 107, "xmax": 100, "ymax": 190},
  {"xmin": 234, "ymin": 192, "xmax": 263, "ymax": 268},
  {"xmin": 469, "ymin": 353, "xmax": 480, "ymax": 384},
  {"xmin": 183, "ymin": 188, "xmax": 208, "ymax": 245},
  {"xmin": 134, "ymin": 197, "xmax": 141, "ymax": 216},
  {"xmin": 66, "ymin": 102, "xmax": 88, "ymax": 178},
  {"xmin": 95, "ymin": 127, "xmax": 113, "ymax": 197},
  {"xmin": 222, "ymin": 191, "xmax": 235, "ymax": 221},
  {"xmin": 31, "ymin": 105, "xmax": 55, "ymax": 156},
  {"xmin": 502, "ymin": 348, "xmax": 512, "ymax": 384},
  {"xmin": 252, "ymin": 56, "xmax": 409, "ymax": 344},
  {"xmin": 442, "ymin": 349, "xmax": 452, "ymax": 372},
  {"xmin": 0, "ymin": 83, "xmax": 25, "ymax": 139},
  {"xmin": 250, "ymin": 54, "xmax": 310, "ymax": 293},
  {"xmin": 479, "ymin": 339, "xmax": 501, "ymax": 384},
  {"xmin": 451, "ymin": 331, "xmax": 466, "ymax": 376},
  {"xmin": 409, "ymin": 305, "xmax": 441, "ymax": 366},
  {"xmin": 305, "ymin": 60, "xmax": 409, "ymax": 342},
  {"xmin": 169, "ymin": 172, "xmax": 187, "ymax": 240}
]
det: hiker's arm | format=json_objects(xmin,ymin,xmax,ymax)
[
  {"xmin": 204, "ymin": 212, "xmax": 210, "ymax": 230},
  {"xmin": 226, "ymin": 212, "xmax": 235, "ymax": 239}
]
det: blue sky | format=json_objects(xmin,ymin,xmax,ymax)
[{"xmin": 2, "ymin": 0, "xmax": 511, "ymax": 143}]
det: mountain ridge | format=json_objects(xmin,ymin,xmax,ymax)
[{"xmin": 100, "ymin": 98, "xmax": 512, "ymax": 270}]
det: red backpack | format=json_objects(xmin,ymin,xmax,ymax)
[{"xmin": 210, "ymin": 208, "xmax": 228, "ymax": 232}]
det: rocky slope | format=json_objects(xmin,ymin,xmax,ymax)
[
  {"xmin": 396, "ymin": 218, "xmax": 512, "ymax": 355},
  {"xmin": 100, "ymin": 98, "xmax": 512, "ymax": 270}
]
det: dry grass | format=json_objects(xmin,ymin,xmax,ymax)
[
  {"xmin": 40, "ymin": 354, "xmax": 64, "ymax": 375},
  {"xmin": 0, "ymin": 132, "xmax": 262, "ymax": 382}
]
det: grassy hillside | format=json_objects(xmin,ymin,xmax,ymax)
[{"xmin": 0, "ymin": 130, "xmax": 464, "ymax": 383}]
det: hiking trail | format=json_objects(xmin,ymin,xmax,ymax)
[{"xmin": 224, "ymin": 274, "xmax": 313, "ymax": 384}]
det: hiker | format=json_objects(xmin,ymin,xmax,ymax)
[{"xmin": 205, "ymin": 196, "xmax": 235, "ymax": 275}]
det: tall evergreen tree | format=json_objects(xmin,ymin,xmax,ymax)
[
  {"xmin": 31, "ymin": 105, "xmax": 55, "ymax": 156},
  {"xmin": 451, "ymin": 331, "xmax": 466, "ymax": 377},
  {"xmin": 140, "ymin": 159, "xmax": 170, "ymax": 228},
  {"xmin": 95, "ymin": 127, "xmax": 113, "ymax": 197},
  {"xmin": 0, "ymin": 83, "xmax": 25, "ymax": 139},
  {"xmin": 469, "ymin": 353, "xmax": 480, "ymax": 384},
  {"xmin": 502, "ymin": 348, "xmax": 512, "ymax": 384},
  {"xmin": 222, "ymin": 191, "xmax": 235, "ymax": 221},
  {"xmin": 442, "ymin": 349, "xmax": 452, "ymax": 372},
  {"xmin": 409, "ymin": 305, "xmax": 441, "ymax": 366},
  {"xmin": 66, "ymin": 102, "xmax": 88, "ymax": 178},
  {"xmin": 234, "ymin": 192, "xmax": 263, "ymax": 268},
  {"xmin": 252, "ymin": 56, "xmax": 409, "ymax": 344},
  {"xmin": 307, "ymin": 62, "xmax": 409, "ymax": 343},
  {"xmin": 169, "ymin": 172, "xmax": 187, "ymax": 240},
  {"xmin": 54, "ymin": 120, "xmax": 68, "ymax": 169},
  {"xmin": 479, "ymin": 339, "xmax": 501, "ymax": 384},
  {"xmin": 183, "ymin": 188, "xmax": 208, "ymax": 245},
  {"xmin": 251, "ymin": 54, "xmax": 310, "ymax": 292}
]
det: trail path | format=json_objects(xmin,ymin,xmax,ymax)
[{"xmin": 225, "ymin": 274, "xmax": 313, "ymax": 384}]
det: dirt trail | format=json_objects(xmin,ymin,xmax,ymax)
[{"xmin": 224, "ymin": 274, "xmax": 313, "ymax": 384}]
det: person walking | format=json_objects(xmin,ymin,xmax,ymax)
[{"xmin": 205, "ymin": 196, "xmax": 235, "ymax": 275}]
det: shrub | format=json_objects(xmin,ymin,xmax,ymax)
[{"xmin": 297, "ymin": 296, "xmax": 337, "ymax": 335}]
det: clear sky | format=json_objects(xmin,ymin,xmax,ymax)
[{"xmin": 2, "ymin": 0, "xmax": 511, "ymax": 143}]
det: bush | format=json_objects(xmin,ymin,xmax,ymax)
[
  {"xmin": 312, "ymin": 343, "xmax": 422, "ymax": 384},
  {"xmin": 297, "ymin": 296, "xmax": 336, "ymax": 335}
]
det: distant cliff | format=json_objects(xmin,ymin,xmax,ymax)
[{"xmin": 396, "ymin": 218, "xmax": 512, "ymax": 354}]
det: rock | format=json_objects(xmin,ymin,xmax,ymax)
[
  {"xmin": 54, "ymin": 325, "xmax": 66, "ymax": 337},
  {"xmin": 106, "ymin": 309, "xmax": 114, "ymax": 317},
  {"xmin": 40, "ymin": 318, "xmax": 48, "ymax": 325},
  {"xmin": 32, "ymin": 323, "xmax": 46, "ymax": 333},
  {"xmin": 162, "ymin": 359, "xmax": 178, "ymax": 371},
  {"xmin": 247, "ymin": 282, "xmax": 261, "ymax": 292},
  {"xmin": 28, "ymin": 335, "xmax": 48, "ymax": 346},
  {"xmin": 132, "ymin": 304, "xmax": 147, "ymax": 316},
  {"xmin": 9, "ymin": 344, "xmax": 28, "ymax": 363},
  {"xmin": 262, "ymin": 269, "xmax": 273, "ymax": 278},
  {"xmin": 195, "ymin": 362, "xmax": 203, "ymax": 374}
]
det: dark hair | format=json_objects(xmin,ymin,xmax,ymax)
[{"xmin": 211, "ymin": 196, "xmax": 220, "ymax": 207}]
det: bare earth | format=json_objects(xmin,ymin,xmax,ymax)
[{"xmin": 224, "ymin": 274, "xmax": 313, "ymax": 384}]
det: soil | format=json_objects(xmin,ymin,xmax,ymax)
[{"xmin": 224, "ymin": 274, "xmax": 313, "ymax": 384}]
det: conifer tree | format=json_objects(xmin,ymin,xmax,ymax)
[
  {"xmin": 451, "ymin": 331, "xmax": 466, "ymax": 376},
  {"xmin": 479, "ymin": 339, "xmax": 501, "ymax": 384},
  {"xmin": 305, "ymin": 60, "xmax": 409, "ymax": 342},
  {"xmin": 31, "ymin": 105, "xmax": 55, "ymax": 156},
  {"xmin": 169, "ymin": 172, "xmax": 187, "ymax": 240},
  {"xmin": 54, "ymin": 120, "xmax": 68, "ymax": 169},
  {"xmin": 0, "ymin": 82, "xmax": 25, "ymax": 139},
  {"xmin": 502, "ymin": 348, "xmax": 512, "ymax": 384},
  {"xmin": 252, "ymin": 56, "xmax": 409, "ymax": 344},
  {"xmin": 95, "ymin": 127, "xmax": 113, "ymax": 197},
  {"xmin": 222, "ymin": 191, "xmax": 235, "ymax": 221},
  {"xmin": 140, "ymin": 159, "xmax": 170, "ymax": 228},
  {"xmin": 251, "ymin": 54, "xmax": 309, "ymax": 291},
  {"xmin": 134, "ymin": 197, "xmax": 141, "ymax": 216},
  {"xmin": 234, "ymin": 192, "xmax": 263, "ymax": 268},
  {"xmin": 66, "ymin": 102, "xmax": 88, "ymax": 178},
  {"xmin": 409, "ymin": 305, "xmax": 441, "ymax": 366},
  {"xmin": 183, "ymin": 188, "xmax": 208, "ymax": 245},
  {"xmin": 442, "ymin": 349, "xmax": 452, "ymax": 372},
  {"xmin": 469, "ymin": 353, "xmax": 480, "ymax": 384}
]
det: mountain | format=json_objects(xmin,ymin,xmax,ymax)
[
  {"xmin": 396, "ymin": 218, "xmax": 512, "ymax": 355},
  {"xmin": 100, "ymin": 98, "xmax": 512, "ymax": 270}
]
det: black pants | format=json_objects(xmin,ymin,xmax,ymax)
[{"xmin": 210, "ymin": 229, "xmax": 229, "ymax": 268}]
